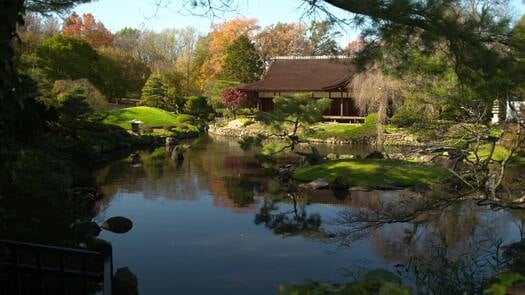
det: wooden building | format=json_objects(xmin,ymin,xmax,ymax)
[{"xmin": 239, "ymin": 56, "xmax": 364, "ymax": 122}]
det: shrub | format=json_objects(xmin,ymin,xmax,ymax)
[
  {"xmin": 390, "ymin": 104, "xmax": 427, "ymax": 127},
  {"xmin": 183, "ymin": 96, "xmax": 211, "ymax": 117},
  {"xmin": 53, "ymin": 79, "xmax": 107, "ymax": 111},
  {"xmin": 57, "ymin": 87, "xmax": 94, "ymax": 122}
]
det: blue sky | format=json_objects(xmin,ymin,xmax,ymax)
[{"xmin": 74, "ymin": 0, "xmax": 525, "ymax": 46}]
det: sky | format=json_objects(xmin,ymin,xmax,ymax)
[{"xmin": 73, "ymin": 0, "xmax": 525, "ymax": 46}]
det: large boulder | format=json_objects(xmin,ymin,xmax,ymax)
[
  {"xmin": 113, "ymin": 267, "xmax": 139, "ymax": 295},
  {"xmin": 101, "ymin": 216, "xmax": 133, "ymax": 234},
  {"xmin": 325, "ymin": 153, "xmax": 338, "ymax": 160},
  {"xmin": 330, "ymin": 175, "xmax": 350, "ymax": 190},
  {"xmin": 306, "ymin": 178, "xmax": 329, "ymax": 190}
]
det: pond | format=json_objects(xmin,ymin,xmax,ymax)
[{"xmin": 94, "ymin": 135, "xmax": 524, "ymax": 295}]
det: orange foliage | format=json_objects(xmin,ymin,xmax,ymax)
[
  {"xmin": 255, "ymin": 22, "xmax": 308, "ymax": 62},
  {"xmin": 62, "ymin": 12, "xmax": 113, "ymax": 48},
  {"xmin": 204, "ymin": 17, "xmax": 259, "ymax": 81}
]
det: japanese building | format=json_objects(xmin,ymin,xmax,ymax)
[{"xmin": 239, "ymin": 56, "xmax": 364, "ymax": 123}]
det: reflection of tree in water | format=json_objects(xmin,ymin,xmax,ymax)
[
  {"xmin": 331, "ymin": 190, "xmax": 517, "ymax": 294},
  {"xmin": 222, "ymin": 176, "xmax": 260, "ymax": 207},
  {"xmin": 255, "ymin": 192, "xmax": 326, "ymax": 239}
]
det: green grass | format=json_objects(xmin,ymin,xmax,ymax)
[
  {"xmin": 308, "ymin": 114, "xmax": 378, "ymax": 140},
  {"xmin": 293, "ymin": 159, "xmax": 452, "ymax": 189},
  {"xmin": 103, "ymin": 106, "xmax": 182, "ymax": 129}
]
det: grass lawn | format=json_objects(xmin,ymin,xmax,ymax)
[
  {"xmin": 103, "ymin": 106, "xmax": 183, "ymax": 129},
  {"xmin": 293, "ymin": 159, "xmax": 452, "ymax": 188}
]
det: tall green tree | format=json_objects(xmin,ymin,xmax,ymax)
[
  {"xmin": 140, "ymin": 73, "xmax": 167, "ymax": 109},
  {"xmin": 34, "ymin": 35, "xmax": 101, "ymax": 86},
  {"xmin": 220, "ymin": 35, "xmax": 263, "ymax": 83}
]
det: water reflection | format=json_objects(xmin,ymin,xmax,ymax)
[{"xmin": 95, "ymin": 135, "xmax": 524, "ymax": 295}]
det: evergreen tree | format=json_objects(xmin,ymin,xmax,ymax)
[
  {"xmin": 220, "ymin": 35, "xmax": 263, "ymax": 83},
  {"xmin": 140, "ymin": 73, "xmax": 167, "ymax": 109}
]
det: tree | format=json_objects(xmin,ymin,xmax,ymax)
[
  {"xmin": 62, "ymin": 12, "xmax": 113, "ymax": 48},
  {"xmin": 25, "ymin": 0, "xmax": 92, "ymax": 14},
  {"xmin": 204, "ymin": 79, "xmax": 240, "ymax": 113},
  {"xmin": 56, "ymin": 87, "xmax": 93, "ymax": 122},
  {"xmin": 201, "ymin": 17, "xmax": 259, "ymax": 83},
  {"xmin": 17, "ymin": 13, "xmax": 60, "ymax": 54},
  {"xmin": 255, "ymin": 22, "xmax": 308, "ymax": 63},
  {"xmin": 183, "ymin": 95, "xmax": 211, "ymax": 117},
  {"xmin": 220, "ymin": 35, "xmax": 263, "ymax": 83},
  {"xmin": 350, "ymin": 68, "xmax": 404, "ymax": 151},
  {"xmin": 114, "ymin": 27, "xmax": 141, "ymax": 53},
  {"xmin": 240, "ymin": 94, "xmax": 331, "ymax": 165},
  {"xmin": 305, "ymin": 21, "xmax": 342, "ymax": 56},
  {"xmin": 52, "ymin": 78, "xmax": 107, "ymax": 111},
  {"xmin": 346, "ymin": 37, "xmax": 365, "ymax": 55},
  {"xmin": 140, "ymin": 73, "xmax": 167, "ymax": 109},
  {"xmin": 98, "ymin": 47, "xmax": 151, "ymax": 100},
  {"xmin": 34, "ymin": 35, "xmax": 101, "ymax": 86},
  {"xmin": 221, "ymin": 87, "xmax": 248, "ymax": 118}
]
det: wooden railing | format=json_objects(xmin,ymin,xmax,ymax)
[
  {"xmin": 323, "ymin": 115, "xmax": 365, "ymax": 123},
  {"xmin": 0, "ymin": 240, "xmax": 113, "ymax": 295}
]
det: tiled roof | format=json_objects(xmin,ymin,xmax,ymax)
[{"xmin": 239, "ymin": 57, "xmax": 356, "ymax": 92}]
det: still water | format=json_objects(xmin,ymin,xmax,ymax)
[{"xmin": 95, "ymin": 135, "xmax": 523, "ymax": 294}]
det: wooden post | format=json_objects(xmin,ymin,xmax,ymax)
[{"xmin": 340, "ymin": 97, "xmax": 344, "ymax": 117}]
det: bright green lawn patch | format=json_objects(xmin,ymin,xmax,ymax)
[
  {"xmin": 293, "ymin": 159, "xmax": 452, "ymax": 188},
  {"xmin": 103, "ymin": 106, "xmax": 182, "ymax": 129}
]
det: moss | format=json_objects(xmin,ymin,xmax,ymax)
[{"xmin": 293, "ymin": 159, "xmax": 451, "ymax": 189}]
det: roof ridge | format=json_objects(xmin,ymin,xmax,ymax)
[{"xmin": 272, "ymin": 55, "xmax": 352, "ymax": 60}]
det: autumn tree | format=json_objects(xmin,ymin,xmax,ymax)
[
  {"xmin": 17, "ymin": 13, "xmax": 60, "ymax": 54},
  {"xmin": 62, "ymin": 12, "xmax": 113, "ymax": 48},
  {"xmin": 220, "ymin": 35, "xmax": 263, "ymax": 83},
  {"xmin": 199, "ymin": 17, "xmax": 259, "ymax": 85},
  {"xmin": 346, "ymin": 37, "xmax": 365, "ymax": 55},
  {"xmin": 305, "ymin": 21, "xmax": 342, "ymax": 56},
  {"xmin": 221, "ymin": 87, "xmax": 248, "ymax": 118},
  {"xmin": 255, "ymin": 22, "xmax": 308, "ymax": 63}
]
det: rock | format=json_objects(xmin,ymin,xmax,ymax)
[
  {"xmin": 165, "ymin": 136, "xmax": 177, "ymax": 146},
  {"xmin": 113, "ymin": 267, "xmax": 139, "ymax": 295},
  {"xmin": 338, "ymin": 154, "xmax": 354, "ymax": 160},
  {"xmin": 325, "ymin": 153, "xmax": 338, "ymax": 160},
  {"xmin": 365, "ymin": 151, "xmax": 385, "ymax": 159},
  {"xmin": 101, "ymin": 216, "xmax": 133, "ymax": 234},
  {"xmin": 170, "ymin": 145, "xmax": 184, "ymax": 162},
  {"xmin": 330, "ymin": 175, "xmax": 350, "ymax": 190},
  {"xmin": 306, "ymin": 178, "xmax": 329, "ymax": 190},
  {"xmin": 409, "ymin": 183, "xmax": 432, "ymax": 193}
]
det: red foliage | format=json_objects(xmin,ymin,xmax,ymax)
[
  {"xmin": 221, "ymin": 88, "xmax": 248, "ymax": 108},
  {"xmin": 62, "ymin": 12, "xmax": 113, "ymax": 48},
  {"xmin": 346, "ymin": 37, "xmax": 365, "ymax": 54}
]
